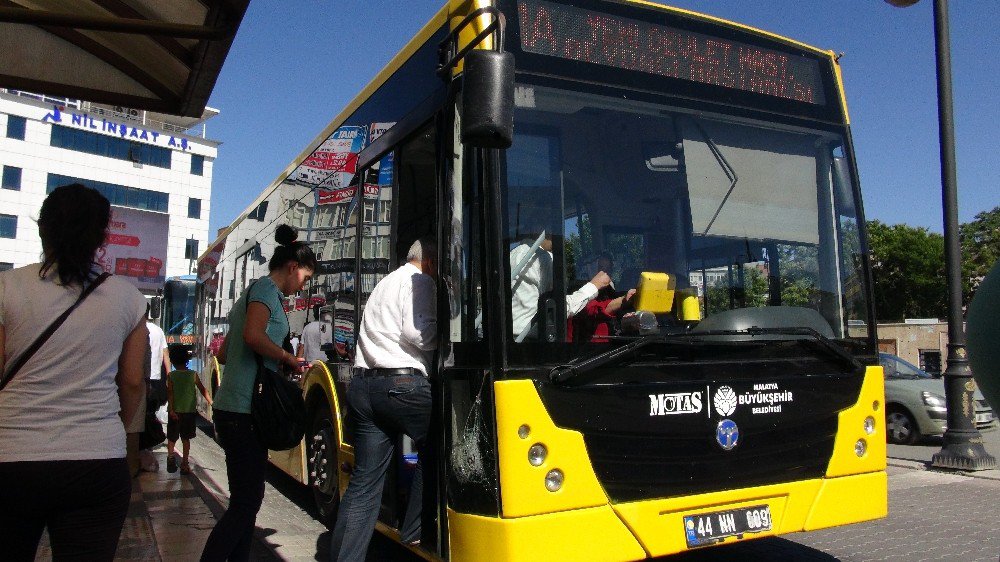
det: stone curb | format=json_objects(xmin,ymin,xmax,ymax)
[{"xmin": 888, "ymin": 456, "xmax": 1000, "ymax": 481}]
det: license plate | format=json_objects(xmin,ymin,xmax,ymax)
[
  {"xmin": 683, "ymin": 504, "xmax": 772, "ymax": 548},
  {"xmin": 975, "ymin": 412, "xmax": 993, "ymax": 424}
]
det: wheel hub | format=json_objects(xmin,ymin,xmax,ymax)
[{"xmin": 310, "ymin": 428, "xmax": 336, "ymax": 495}]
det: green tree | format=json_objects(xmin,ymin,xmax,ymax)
[
  {"xmin": 777, "ymin": 244, "xmax": 819, "ymax": 307},
  {"xmin": 867, "ymin": 220, "xmax": 947, "ymax": 322},
  {"xmin": 960, "ymin": 206, "xmax": 1000, "ymax": 304}
]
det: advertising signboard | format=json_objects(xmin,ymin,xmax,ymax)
[{"xmin": 97, "ymin": 206, "xmax": 169, "ymax": 293}]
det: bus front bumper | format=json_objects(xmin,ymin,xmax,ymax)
[{"xmin": 447, "ymin": 470, "xmax": 887, "ymax": 561}]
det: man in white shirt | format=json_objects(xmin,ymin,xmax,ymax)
[
  {"xmin": 510, "ymin": 234, "xmax": 611, "ymax": 341},
  {"xmin": 331, "ymin": 238, "xmax": 437, "ymax": 561},
  {"xmin": 140, "ymin": 312, "xmax": 170, "ymax": 472},
  {"xmin": 299, "ymin": 312, "xmax": 333, "ymax": 363}
]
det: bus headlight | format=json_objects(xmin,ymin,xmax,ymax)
[
  {"xmin": 863, "ymin": 416, "xmax": 876, "ymax": 435},
  {"xmin": 528, "ymin": 443, "xmax": 547, "ymax": 466},
  {"xmin": 518, "ymin": 424, "xmax": 531, "ymax": 439},
  {"xmin": 545, "ymin": 469, "xmax": 564, "ymax": 492},
  {"xmin": 855, "ymin": 439, "xmax": 867, "ymax": 457}
]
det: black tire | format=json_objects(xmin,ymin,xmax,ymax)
[
  {"xmin": 886, "ymin": 406, "xmax": 920, "ymax": 445},
  {"xmin": 309, "ymin": 403, "xmax": 340, "ymax": 528}
]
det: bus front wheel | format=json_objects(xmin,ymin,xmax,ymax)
[{"xmin": 309, "ymin": 405, "xmax": 340, "ymax": 527}]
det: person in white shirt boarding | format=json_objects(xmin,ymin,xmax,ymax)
[{"xmin": 330, "ymin": 238, "xmax": 438, "ymax": 561}]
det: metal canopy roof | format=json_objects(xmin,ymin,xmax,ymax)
[{"xmin": 0, "ymin": 0, "xmax": 250, "ymax": 117}]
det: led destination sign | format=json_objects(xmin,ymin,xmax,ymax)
[{"xmin": 517, "ymin": 0, "xmax": 827, "ymax": 106}]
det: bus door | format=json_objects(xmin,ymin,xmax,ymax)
[{"xmin": 352, "ymin": 120, "xmax": 441, "ymax": 540}]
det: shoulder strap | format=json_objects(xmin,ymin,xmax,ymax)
[{"xmin": 0, "ymin": 272, "xmax": 111, "ymax": 391}]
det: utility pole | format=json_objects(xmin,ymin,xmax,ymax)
[{"xmin": 885, "ymin": 0, "xmax": 995, "ymax": 470}]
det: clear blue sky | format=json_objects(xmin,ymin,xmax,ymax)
[{"xmin": 205, "ymin": 0, "xmax": 1000, "ymax": 237}]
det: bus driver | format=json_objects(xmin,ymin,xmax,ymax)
[{"xmin": 510, "ymin": 231, "xmax": 611, "ymax": 341}]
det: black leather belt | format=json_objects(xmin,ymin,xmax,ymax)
[{"xmin": 359, "ymin": 367, "xmax": 417, "ymax": 377}]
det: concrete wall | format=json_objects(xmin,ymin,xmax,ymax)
[{"xmin": 876, "ymin": 321, "xmax": 949, "ymax": 373}]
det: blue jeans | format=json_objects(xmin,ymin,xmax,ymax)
[
  {"xmin": 201, "ymin": 410, "xmax": 268, "ymax": 562},
  {"xmin": 330, "ymin": 374, "xmax": 431, "ymax": 561}
]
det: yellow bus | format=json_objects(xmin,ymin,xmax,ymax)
[{"xmin": 196, "ymin": 1, "xmax": 887, "ymax": 559}]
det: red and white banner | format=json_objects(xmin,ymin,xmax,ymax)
[
  {"xmin": 303, "ymin": 151, "xmax": 357, "ymax": 174},
  {"xmin": 97, "ymin": 206, "xmax": 169, "ymax": 292},
  {"xmin": 317, "ymin": 186, "xmax": 356, "ymax": 205}
]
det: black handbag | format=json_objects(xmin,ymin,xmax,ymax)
[
  {"xmin": 138, "ymin": 412, "xmax": 166, "ymax": 449},
  {"xmin": 242, "ymin": 280, "xmax": 306, "ymax": 450},
  {"xmin": 250, "ymin": 358, "xmax": 307, "ymax": 451}
]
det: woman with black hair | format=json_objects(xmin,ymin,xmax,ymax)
[
  {"xmin": 201, "ymin": 224, "xmax": 317, "ymax": 561},
  {"xmin": 0, "ymin": 183, "xmax": 148, "ymax": 560}
]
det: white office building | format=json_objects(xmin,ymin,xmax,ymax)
[{"xmin": 0, "ymin": 89, "xmax": 218, "ymax": 293}]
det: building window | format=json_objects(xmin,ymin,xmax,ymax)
[
  {"xmin": 185, "ymin": 238, "xmax": 200, "ymax": 260},
  {"xmin": 191, "ymin": 154, "xmax": 204, "ymax": 176},
  {"xmin": 50, "ymin": 125, "xmax": 171, "ymax": 168},
  {"xmin": 47, "ymin": 173, "xmax": 168, "ymax": 213},
  {"xmin": 2, "ymin": 166, "xmax": 21, "ymax": 190},
  {"xmin": 0, "ymin": 214, "xmax": 16, "ymax": 238},
  {"xmin": 0, "ymin": 262, "xmax": 13, "ymax": 272},
  {"xmin": 6, "ymin": 116, "xmax": 26, "ymax": 140},
  {"xmin": 248, "ymin": 200, "xmax": 268, "ymax": 221},
  {"xmin": 188, "ymin": 197, "xmax": 202, "ymax": 219},
  {"xmin": 919, "ymin": 349, "xmax": 943, "ymax": 376}
]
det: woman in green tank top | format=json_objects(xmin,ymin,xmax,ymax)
[{"xmin": 201, "ymin": 225, "xmax": 317, "ymax": 561}]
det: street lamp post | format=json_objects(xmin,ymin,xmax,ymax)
[{"xmin": 886, "ymin": 0, "xmax": 995, "ymax": 470}]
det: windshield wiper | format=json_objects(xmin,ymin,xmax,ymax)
[
  {"xmin": 686, "ymin": 326, "xmax": 864, "ymax": 372},
  {"xmin": 690, "ymin": 119, "xmax": 739, "ymax": 236},
  {"xmin": 548, "ymin": 326, "xmax": 863, "ymax": 384},
  {"xmin": 549, "ymin": 335, "xmax": 667, "ymax": 383}
]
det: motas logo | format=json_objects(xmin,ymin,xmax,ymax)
[
  {"xmin": 714, "ymin": 386, "xmax": 738, "ymax": 417},
  {"xmin": 649, "ymin": 392, "xmax": 703, "ymax": 416}
]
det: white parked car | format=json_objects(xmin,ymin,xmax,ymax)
[{"xmin": 880, "ymin": 352, "xmax": 997, "ymax": 444}]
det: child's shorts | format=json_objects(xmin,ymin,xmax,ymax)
[{"xmin": 167, "ymin": 412, "xmax": 197, "ymax": 441}]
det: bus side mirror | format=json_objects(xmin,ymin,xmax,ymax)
[
  {"xmin": 149, "ymin": 295, "xmax": 162, "ymax": 319},
  {"xmin": 462, "ymin": 49, "xmax": 514, "ymax": 149}
]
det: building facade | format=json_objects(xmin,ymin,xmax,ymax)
[
  {"xmin": 0, "ymin": 89, "xmax": 218, "ymax": 292},
  {"xmin": 876, "ymin": 320, "xmax": 948, "ymax": 375}
]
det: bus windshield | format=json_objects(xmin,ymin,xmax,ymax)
[{"xmin": 504, "ymin": 84, "xmax": 869, "ymax": 350}]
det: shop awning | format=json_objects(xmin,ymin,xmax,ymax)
[{"xmin": 0, "ymin": 0, "xmax": 250, "ymax": 117}]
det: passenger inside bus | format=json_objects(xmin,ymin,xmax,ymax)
[
  {"xmin": 509, "ymin": 228, "xmax": 611, "ymax": 342},
  {"xmin": 567, "ymin": 252, "xmax": 638, "ymax": 342}
]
